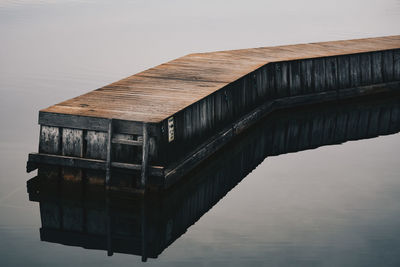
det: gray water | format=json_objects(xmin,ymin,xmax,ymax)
[{"xmin": 1, "ymin": 0, "xmax": 400, "ymax": 266}]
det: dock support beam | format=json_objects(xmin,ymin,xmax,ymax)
[
  {"xmin": 105, "ymin": 119, "xmax": 113, "ymax": 185},
  {"xmin": 141, "ymin": 123, "xmax": 149, "ymax": 190}
]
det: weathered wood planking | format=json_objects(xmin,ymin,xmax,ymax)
[
  {"xmin": 41, "ymin": 36, "xmax": 400, "ymax": 123},
  {"xmin": 32, "ymin": 92, "xmax": 400, "ymax": 190},
  {"xmin": 29, "ymin": 36, "xmax": 400, "ymax": 189}
]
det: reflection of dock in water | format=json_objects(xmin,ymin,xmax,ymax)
[{"xmin": 27, "ymin": 93, "xmax": 400, "ymax": 261}]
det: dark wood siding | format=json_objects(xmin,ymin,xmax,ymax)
[{"xmin": 160, "ymin": 50, "xmax": 400, "ymax": 166}]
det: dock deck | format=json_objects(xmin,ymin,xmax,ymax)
[
  {"xmin": 42, "ymin": 36, "xmax": 400, "ymax": 123},
  {"xmin": 28, "ymin": 36, "xmax": 400, "ymax": 191}
]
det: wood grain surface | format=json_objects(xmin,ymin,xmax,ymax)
[{"xmin": 41, "ymin": 36, "xmax": 400, "ymax": 123}]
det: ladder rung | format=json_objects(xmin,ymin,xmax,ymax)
[
  {"xmin": 111, "ymin": 161, "xmax": 141, "ymax": 170},
  {"xmin": 112, "ymin": 138, "xmax": 143, "ymax": 146}
]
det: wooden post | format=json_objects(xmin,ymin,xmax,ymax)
[
  {"xmin": 141, "ymin": 123, "xmax": 149, "ymax": 189},
  {"xmin": 105, "ymin": 119, "xmax": 113, "ymax": 185}
]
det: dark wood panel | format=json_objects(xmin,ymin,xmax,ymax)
[
  {"xmin": 39, "ymin": 112, "xmax": 109, "ymax": 131},
  {"xmin": 325, "ymin": 57, "xmax": 338, "ymax": 90},
  {"xmin": 160, "ymin": 81, "xmax": 400, "ymax": 172},
  {"xmin": 39, "ymin": 126, "xmax": 61, "ymax": 154},
  {"xmin": 349, "ymin": 54, "xmax": 361, "ymax": 88},
  {"xmin": 371, "ymin": 51, "xmax": 383, "ymax": 84},
  {"xmin": 313, "ymin": 58, "xmax": 326, "ymax": 92},
  {"xmin": 394, "ymin": 49, "xmax": 400, "ymax": 80},
  {"xmin": 300, "ymin": 59, "xmax": 314, "ymax": 94},
  {"xmin": 383, "ymin": 50, "xmax": 394, "ymax": 81},
  {"xmin": 337, "ymin": 55, "xmax": 350, "ymax": 88},
  {"xmin": 289, "ymin": 60, "xmax": 301, "ymax": 96},
  {"xmin": 360, "ymin": 53, "xmax": 372, "ymax": 85},
  {"xmin": 62, "ymin": 128, "xmax": 83, "ymax": 157}
]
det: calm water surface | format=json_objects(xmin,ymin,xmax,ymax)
[{"xmin": 1, "ymin": 0, "xmax": 400, "ymax": 266}]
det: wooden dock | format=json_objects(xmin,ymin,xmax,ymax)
[
  {"xmin": 27, "ymin": 35, "xmax": 400, "ymax": 190},
  {"xmin": 27, "ymin": 92, "xmax": 400, "ymax": 260}
]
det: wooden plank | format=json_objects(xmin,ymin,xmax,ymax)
[
  {"xmin": 338, "ymin": 81, "xmax": 400, "ymax": 99},
  {"xmin": 233, "ymin": 102, "xmax": 273, "ymax": 134},
  {"xmin": 275, "ymin": 62, "xmax": 289, "ymax": 97},
  {"xmin": 28, "ymin": 153, "xmax": 164, "ymax": 176},
  {"xmin": 111, "ymin": 162, "xmax": 141, "ymax": 170},
  {"xmin": 313, "ymin": 57, "xmax": 326, "ymax": 92},
  {"xmin": 29, "ymin": 153, "xmax": 106, "ymax": 170},
  {"xmin": 86, "ymin": 131, "xmax": 108, "ymax": 160},
  {"xmin": 325, "ymin": 57, "xmax": 338, "ymax": 90},
  {"xmin": 300, "ymin": 59, "xmax": 313, "ymax": 94},
  {"xmin": 112, "ymin": 138, "xmax": 143, "ymax": 146},
  {"xmin": 112, "ymin": 120, "xmax": 145, "ymax": 135},
  {"xmin": 141, "ymin": 124, "xmax": 149, "ymax": 189},
  {"xmin": 40, "ymin": 111, "xmax": 158, "ymax": 136},
  {"xmin": 39, "ymin": 37, "xmax": 400, "ymax": 124},
  {"xmin": 266, "ymin": 63, "xmax": 276, "ymax": 98},
  {"xmin": 164, "ymin": 128, "xmax": 234, "ymax": 186},
  {"xmin": 337, "ymin": 55, "xmax": 350, "ymax": 88},
  {"xmin": 394, "ymin": 49, "xmax": 400, "ymax": 80},
  {"xmin": 289, "ymin": 60, "xmax": 301, "ymax": 96},
  {"xmin": 62, "ymin": 128, "xmax": 83, "ymax": 157},
  {"xmin": 349, "ymin": 54, "xmax": 361, "ymax": 87},
  {"xmin": 39, "ymin": 126, "xmax": 61, "ymax": 154},
  {"xmin": 360, "ymin": 53, "xmax": 372, "ymax": 85},
  {"xmin": 383, "ymin": 50, "xmax": 394, "ymax": 82},
  {"xmin": 105, "ymin": 119, "xmax": 113, "ymax": 185},
  {"xmin": 371, "ymin": 51, "xmax": 383, "ymax": 84},
  {"xmin": 39, "ymin": 112, "xmax": 109, "ymax": 131}
]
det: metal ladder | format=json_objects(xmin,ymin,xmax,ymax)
[{"xmin": 105, "ymin": 119, "xmax": 149, "ymax": 189}]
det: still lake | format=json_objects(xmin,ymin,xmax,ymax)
[{"xmin": 1, "ymin": 0, "xmax": 400, "ymax": 266}]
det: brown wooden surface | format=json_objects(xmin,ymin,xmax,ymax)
[{"xmin": 41, "ymin": 36, "xmax": 400, "ymax": 123}]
